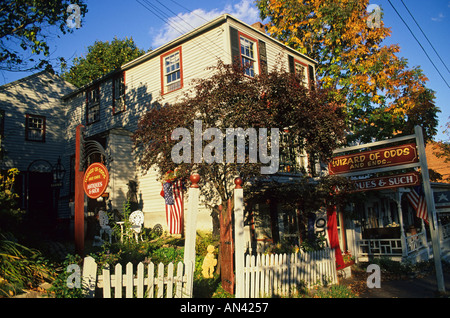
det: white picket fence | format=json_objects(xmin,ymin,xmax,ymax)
[
  {"xmin": 243, "ymin": 248, "xmax": 338, "ymax": 298},
  {"xmin": 81, "ymin": 256, "xmax": 194, "ymax": 298}
]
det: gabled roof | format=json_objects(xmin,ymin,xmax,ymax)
[
  {"xmin": 62, "ymin": 14, "xmax": 317, "ymax": 100},
  {"xmin": 123, "ymin": 14, "xmax": 317, "ymax": 69},
  {"xmin": 0, "ymin": 70, "xmax": 48, "ymax": 90},
  {"xmin": 0, "ymin": 70, "xmax": 76, "ymax": 97}
]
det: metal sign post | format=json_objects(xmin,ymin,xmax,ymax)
[{"xmin": 414, "ymin": 126, "xmax": 445, "ymax": 292}]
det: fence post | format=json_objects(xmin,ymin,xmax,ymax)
[
  {"xmin": 234, "ymin": 177, "xmax": 245, "ymax": 298},
  {"xmin": 82, "ymin": 256, "xmax": 97, "ymax": 298},
  {"xmin": 183, "ymin": 173, "xmax": 200, "ymax": 296}
]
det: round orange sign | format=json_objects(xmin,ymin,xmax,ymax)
[{"xmin": 83, "ymin": 162, "xmax": 109, "ymax": 199}]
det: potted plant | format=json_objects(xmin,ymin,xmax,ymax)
[{"xmin": 342, "ymin": 251, "xmax": 355, "ymax": 267}]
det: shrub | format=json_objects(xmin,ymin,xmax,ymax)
[
  {"xmin": 48, "ymin": 254, "xmax": 84, "ymax": 298},
  {"xmin": 0, "ymin": 232, "xmax": 53, "ymax": 297}
]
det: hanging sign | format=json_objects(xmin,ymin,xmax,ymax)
[
  {"xmin": 83, "ymin": 162, "xmax": 109, "ymax": 199},
  {"xmin": 328, "ymin": 143, "xmax": 418, "ymax": 175},
  {"xmin": 351, "ymin": 172, "xmax": 420, "ymax": 192}
]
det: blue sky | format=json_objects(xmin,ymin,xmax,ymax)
[{"xmin": 1, "ymin": 0, "xmax": 449, "ymax": 141}]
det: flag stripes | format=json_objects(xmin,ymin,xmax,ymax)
[
  {"xmin": 161, "ymin": 180, "xmax": 184, "ymax": 234},
  {"xmin": 406, "ymin": 188, "xmax": 429, "ymax": 224}
]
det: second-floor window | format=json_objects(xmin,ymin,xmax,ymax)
[
  {"xmin": 25, "ymin": 114, "xmax": 46, "ymax": 142},
  {"xmin": 289, "ymin": 55, "xmax": 313, "ymax": 89},
  {"xmin": 278, "ymin": 131, "xmax": 310, "ymax": 174},
  {"xmin": 294, "ymin": 60, "xmax": 308, "ymax": 87},
  {"xmin": 113, "ymin": 72, "xmax": 126, "ymax": 114},
  {"xmin": 161, "ymin": 47, "xmax": 183, "ymax": 94},
  {"xmin": 240, "ymin": 34, "xmax": 256, "ymax": 77},
  {"xmin": 230, "ymin": 27, "xmax": 265, "ymax": 77},
  {"xmin": 86, "ymin": 85, "xmax": 100, "ymax": 124}
]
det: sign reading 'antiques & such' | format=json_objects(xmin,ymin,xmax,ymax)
[
  {"xmin": 83, "ymin": 162, "xmax": 109, "ymax": 199},
  {"xmin": 351, "ymin": 172, "xmax": 420, "ymax": 192}
]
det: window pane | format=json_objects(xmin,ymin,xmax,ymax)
[
  {"xmin": 87, "ymin": 86, "xmax": 100, "ymax": 123},
  {"xmin": 242, "ymin": 57, "xmax": 254, "ymax": 77},
  {"xmin": 165, "ymin": 52, "xmax": 180, "ymax": 72},
  {"xmin": 26, "ymin": 115, "xmax": 45, "ymax": 141},
  {"xmin": 295, "ymin": 62, "xmax": 308, "ymax": 85},
  {"xmin": 114, "ymin": 75, "xmax": 125, "ymax": 110},
  {"xmin": 163, "ymin": 50, "xmax": 182, "ymax": 92},
  {"xmin": 240, "ymin": 36, "xmax": 254, "ymax": 59}
]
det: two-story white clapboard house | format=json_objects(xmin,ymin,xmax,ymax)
[
  {"xmin": 0, "ymin": 70, "xmax": 76, "ymax": 231},
  {"xmin": 61, "ymin": 14, "xmax": 317, "ymax": 235}
]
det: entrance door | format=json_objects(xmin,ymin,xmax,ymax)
[
  {"xmin": 27, "ymin": 159, "xmax": 54, "ymax": 227},
  {"xmin": 28, "ymin": 171, "xmax": 53, "ymax": 222}
]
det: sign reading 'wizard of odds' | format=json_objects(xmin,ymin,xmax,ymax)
[{"xmin": 328, "ymin": 143, "xmax": 418, "ymax": 175}]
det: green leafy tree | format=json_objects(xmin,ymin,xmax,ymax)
[
  {"xmin": 0, "ymin": 0, "xmax": 87, "ymax": 72},
  {"xmin": 61, "ymin": 37, "xmax": 147, "ymax": 87},
  {"xmin": 257, "ymin": 0, "xmax": 439, "ymax": 142}
]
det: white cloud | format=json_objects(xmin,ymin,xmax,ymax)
[
  {"xmin": 151, "ymin": 0, "xmax": 260, "ymax": 48},
  {"xmin": 431, "ymin": 12, "xmax": 445, "ymax": 22}
]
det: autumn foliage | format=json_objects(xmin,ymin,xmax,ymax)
[{"xmin": 257, "ymin": 0, "xmax": 439, "ymax": 142}]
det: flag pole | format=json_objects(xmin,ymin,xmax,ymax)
[{"xmin": 415, "ymin": 125, "xmax": 445, "ymax": 293}]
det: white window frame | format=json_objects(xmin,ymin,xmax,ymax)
[
  {"xmin": 113, "ymin": 72, "xmax": 126, "ymax": 114},
  {"xmin": 26, "ymin": 114, "xmax": 45, "ymax": 142},
  {"xmin": 161, "ymin": 47, "xmax": 183, "ymax": 94},
  {"xmin": 86, "ymin": 85, "xmax": 100, "ymax": 124},
  {"xmin": 294, "ymin": 60, "xmax": 309, "ymax": 87},
  {"xmin": 240, "ymin": 35, "xmax": 256, "ymax": 77}
]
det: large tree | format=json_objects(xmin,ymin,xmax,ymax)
[
  {"xmin": 133, "ymin": 61, "xmax": 346, "ymax": 208},
  {"xmin": 61, "ymin": 36, "xmax": 146, "ymax": 87},
  {"xmin": 0, "ymin": 0, "xmax": 87, "ymax": 72},
  {"xmin": 257, "ymin": 0, "xmax": 439, "ymax": 142}
]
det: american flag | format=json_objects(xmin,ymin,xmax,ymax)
[
  {"xmin": 406, "ymin": 187, "xmax": 429, "ymax": 224},
  {"xmin": 161, "ymin": 180, "xmax": 184, "ymax": 234}
]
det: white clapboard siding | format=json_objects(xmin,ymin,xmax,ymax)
[
  {"xmin": 243, "ymin": 248, "xmax": 338, "ymax": 298},
  {"xmin": 0, "ymin": 71, "xmax": 75, "ymax": 172},
  {"xmin": 61, "ymin": 15, "xmax": 317, "ymax": 230},
  {"xmin": 81, "ymin": 256, "xmax": 193, "ymax": 298}
]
